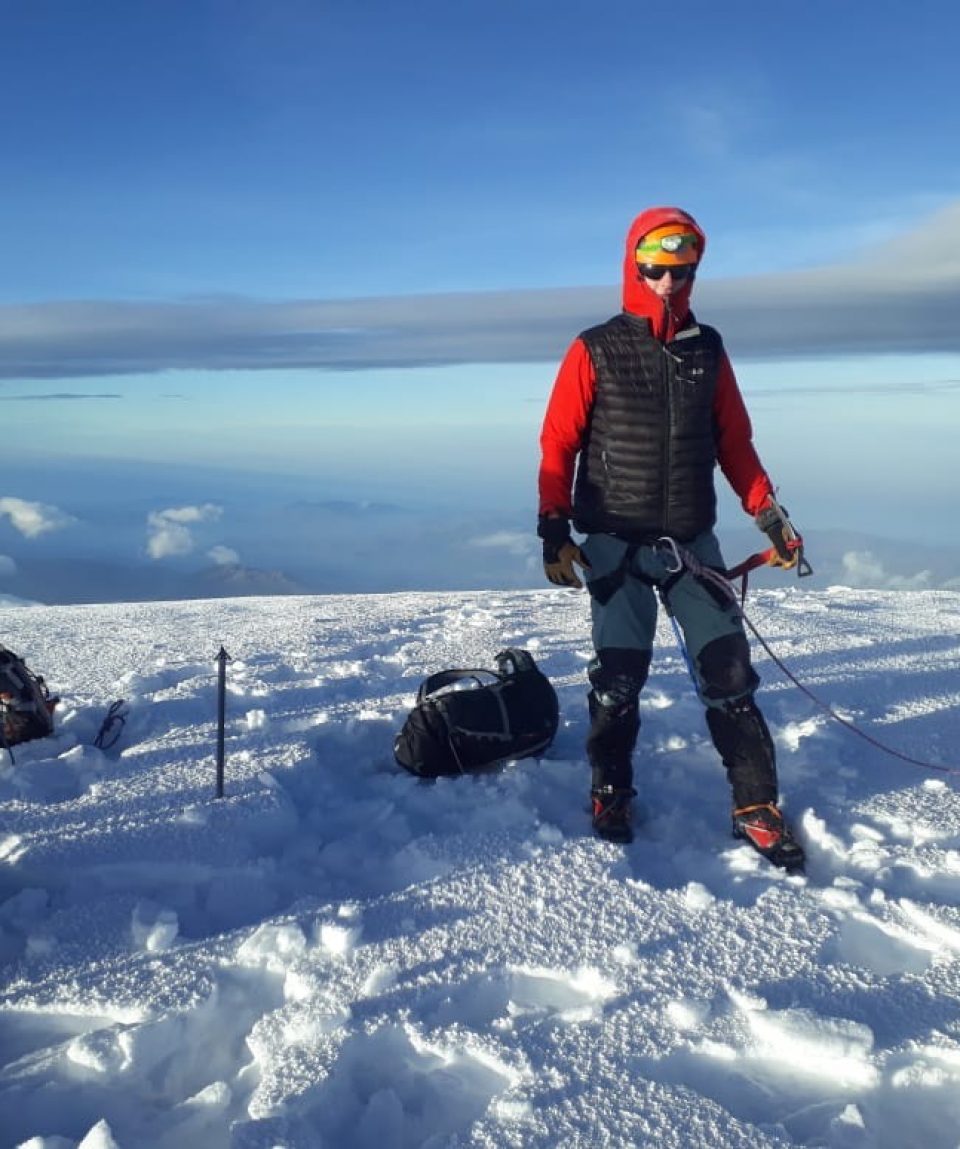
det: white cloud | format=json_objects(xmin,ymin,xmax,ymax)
[
  {"xmin": 0, "ymin": 496, "xmax": 73, "ymax": 538},
  {"xmin": 0, "ymin": 554, "xmax": 16, "ymax": 579},
  {"xmin": 841, "ymin": 550, "xmax": 933, "ymax": 591},
  {"xmin": 146, "ymin": 504, "xmax": 222, "ymax": 560},
  {"xmin": 156, "ymin": 504, "xmax": 222, "ymax": 526},
  {"xmin": 208, "ymin": 545, "xmax": 240, "ymax": 566},
  {"xmin": 468, "ymin": 531, "xmax": 532, "ymax": 556}
]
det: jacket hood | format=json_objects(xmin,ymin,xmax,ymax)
[{"xmin": 622, "ymin": 206, "xmax": 706, "ymax": 340}]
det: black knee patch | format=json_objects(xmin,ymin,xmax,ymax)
[{"xmin": 696, "ymin": 633, "xmax": 759, "ymax": 702}]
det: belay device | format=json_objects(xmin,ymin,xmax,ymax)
[{"xmin": 394, "ymin": 648, "xmax": 559, "ymax": 777}]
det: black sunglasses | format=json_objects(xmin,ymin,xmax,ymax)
[{"xmin": 638, "ymin": 263, "xmax": 696, "ymax": 282}]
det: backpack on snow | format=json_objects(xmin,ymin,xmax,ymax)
[
  {"xmin": 394, "ymin": 648, "xmax": 559, "ymax": 778},
  {"xmin": 0, "ymin": 644, "xmax": 58, "ymax": 752}
]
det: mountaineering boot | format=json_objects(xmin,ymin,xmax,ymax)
[
  {"xmin": 732, "ymin": 803, "xmax": 805, "ymax": 872},
  {"xmin": 591, "ymin": 786, "xmax": 637, "ymax": 844}
]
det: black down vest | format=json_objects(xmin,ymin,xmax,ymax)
[{"xmin": 573, "ymin": 312, "xmax": 724, "ymax": 541}]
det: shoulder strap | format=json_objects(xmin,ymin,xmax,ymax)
[{"xmin": 417, "ymin": 668, "xmax": 500, "ymax": 704}]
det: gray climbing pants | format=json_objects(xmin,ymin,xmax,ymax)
[{"xmin": 578, "ymin": 530, "xmax": 777, "ymax": 807}]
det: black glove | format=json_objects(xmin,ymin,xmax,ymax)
[
  {"xmin": 755, "ymin": 501, "xmax": 801, "ymax": 570},
  {"xmin": 537, "ymin": 515, "xmax": 590, "ymax": 588}
]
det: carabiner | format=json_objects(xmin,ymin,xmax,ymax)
[{"xmin": 656, "ymin": 536, "xmax": 684, "ymax": 574}]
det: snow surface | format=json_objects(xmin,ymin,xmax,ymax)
[{"xmin": 1, "ymin": 585, "xmax": 960, "ymax": 1148}]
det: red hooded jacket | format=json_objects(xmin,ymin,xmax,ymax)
[{"xmin": 538, "ymin": 207, "xmax": 774, "ymax": 522}]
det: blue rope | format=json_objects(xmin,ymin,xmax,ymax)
[{"xmin": 665, "ymin": 606, "xmax": 699, "ymax": 692}]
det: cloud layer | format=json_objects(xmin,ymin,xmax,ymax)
[
  {"xmin": 0, "ymin": 497, "xmax": 74, "ymax": 538},
  {"xmin": 1, "ymin": 205, "xmax": 959, "ymax": 380}
]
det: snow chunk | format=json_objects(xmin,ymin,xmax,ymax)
[
  {"xmin": 829, "ymin": 1102, "xmax": 867, "ymax": 1147},
  {"xmin": 68, "ymin": 1028, "xmax": 129, "ymax": 1074},
  {"xmin": 922, "ymin": 778, "xmax": 948, "ymax": 792},
  {"xmin": 245, "ymin": 708, "xmax": 268, "ymax": 730},
  {"xmin": 682, "ymin": 881, "xmax": 716, "ymax": 911},
  {"xmin": 78, "ymin": 1119, "xmax": 122, "ymax": 1149},
  {"xmin": 489, "ymin": 1096, "xmax": 534, "ymax": 1122},
  {"xmin": 183, "ymin": 1079, "xmax": 232, "ymax": 1108},
  {"xmin": 801, "ymin": 808, "xmax": 848, "ymax": 860},
  {"xmin": 283, "ymin": 968, "xmax": 321, "ymax": 1003},
  {"xmin": 889, "ymin": 1044, "xmax": 960, "ymax": 1090},
  {"xmin": 830, "ymin": 911, "xmax": 938, "ymax": 976},
  {"xmin": 897, "ymin": 898, "xmax": 960, "ymax": 954},
  {"xmin": 131, "ymin": 900, "xmax": 179, "ymax": 952},
  {"xmin": 611, "ymin": 942, "xmax": 638, "ymax": 966},
  {"xmin": 318, "ymin": 918, "xmax": 362, "ymax": 958},
  {"xmin": 237, "ymin": 922, "xmax": 308, "ymax": 969},
  {"xmin": 506, "ymin": 965, "xmax": 615, "ymax": 1024},
  {"xmin": 778, "ymin": 718, "xmax": 820, "ymax": 752},
  {"xmin": 174, "ymin": 805, "xmax": 209, "ymax": 827},
  {"xmin": 741, "ymin": 1002, "xmax": 878, "ymax": 1088},
  {"xmin": 666, "ymin": 997, "xmax": 710, "ymax": 1032},
  {"xmin": 820, "ymin": 885, "xmax": 861, "ymax": 911},
  {"xmin": 362, "ymin": 964, "xmax": 400, "ymax": 997},
  {"xmin": 0, "ymin": 833, "xmax": 25, "ymax": 863}
]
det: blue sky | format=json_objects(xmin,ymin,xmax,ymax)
[{"xmin": 1, "ymin": 0, "xmax": 959, "ymax": 603}]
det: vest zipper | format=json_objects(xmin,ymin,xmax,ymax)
[
  {"xmin": 660, "ymin": 300, "xmax": 676, "ymax": 531},
  {"xmin": 661, "ymin": 344, "xmax": 675, "ymax": 530}
]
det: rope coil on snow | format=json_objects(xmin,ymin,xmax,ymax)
[{"xmin": 94, "ymin": 700, "xmax": 128, "ymax": 751}]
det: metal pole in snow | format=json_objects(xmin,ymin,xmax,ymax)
[{"xmin": 215, "ymin": 646, "xmax": 231, "ymax": 798}]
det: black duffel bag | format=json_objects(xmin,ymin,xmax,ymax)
[
  {"xmin": 394, "ymin": 648, "xmax": 559, "ymax": 777},
  {"xmin": 1, "ymin": 643, "xmax": 57, "ymax": 757}
]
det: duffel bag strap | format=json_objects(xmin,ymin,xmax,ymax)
[{"xmin": 416, "ymin": 667, "xmax": 499, "ymax": 704}]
